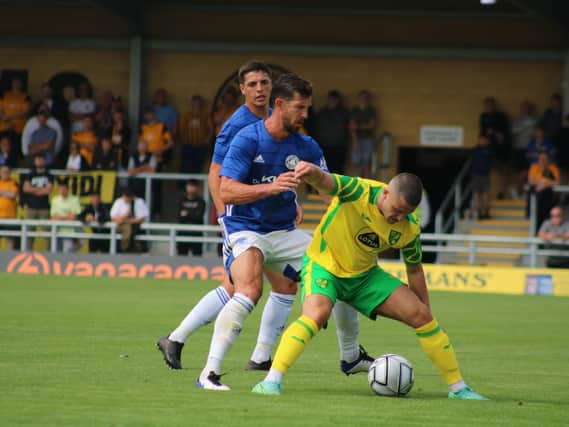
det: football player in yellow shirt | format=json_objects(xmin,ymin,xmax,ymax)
[{"xmin": 253, "ymin": 161, "xmax": 488, "ymax": 400}]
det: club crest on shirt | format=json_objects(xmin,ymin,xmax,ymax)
[
  {"xmin": 356, "ymin": 231, "xmax": 380, "ymax": 249},
  {"xmin": 285, "ymin": 154, "xmax": 300, "ymax": 170},
  {"xmin": 389, "ymin": 230, "xmax": 402, "ymax": 245}
]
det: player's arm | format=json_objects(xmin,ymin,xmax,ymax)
[
  {"xmin": 208, "ymin": 161, "xmax": 224, "ymax": 215},
  {"xmin": 294, "ymin": 160, "xmax": 335, "ymax": 194},
  {"xmin": 406, "ymin": 264, "xmax": 430, "ymax": 310},
  {"xmin": 220, "ymin": 173, "xmax": 299, "ymax": 205},
  {"xmin": 402, "ymin": 237, "xmax": 430, "ymax": 309}
]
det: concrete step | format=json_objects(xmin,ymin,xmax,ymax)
[
  {"xmin": 489, "ymin": 208, "xmax": 526, "ymax": 218},
  {"xmin": 468, "ymin": 229, "xmax": 529, "ymax": 237},
  {"xmin": 490, "ymin": 199, "xmax": 526, "ymax": 208}
]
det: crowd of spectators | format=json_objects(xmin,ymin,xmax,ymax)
[{"xmin": 472, "ymin": 93, "xmax": 568, "ymax": 232}]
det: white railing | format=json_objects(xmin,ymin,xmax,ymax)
[{"xmin": 1, "ymin": 219, "xmax": 568, "ymax": 267}]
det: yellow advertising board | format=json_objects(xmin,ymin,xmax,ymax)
[
  {"xmin": 381, "ymin": 262, "xmax": 569, "ymax": 297},
  {"xmin": 12, "ymin": 171, "xmax": 117, "ymax": 205}
]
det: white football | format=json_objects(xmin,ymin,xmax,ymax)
[{"xmin": 368, "ymin": 353, "xmax": 414, "ymax": 397}]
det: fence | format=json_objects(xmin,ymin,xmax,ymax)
[{"xmin": 1, "ymin": 219, "xmax": 568, "ymax": 268}]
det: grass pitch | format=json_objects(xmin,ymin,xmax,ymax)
[{"xmin": 1, "ymin": 273, "xmax": 568, "ymax": 426}]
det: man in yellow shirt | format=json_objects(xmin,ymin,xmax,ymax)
[
  {"xmin": 253, "ymin": 162, "xmax": 488, "ymax": 400},
  {"xmin": 50, "ymin": 181, "xmax": 81, "ymax": 252},
  {"xmin": 528, "ymin": 150, "xmax": 560, "ymax": 230},
  {"xmin": 0, "ymin": 77, "xmax": 31, "ymax": 135},
  {"xmin": 139, "ymin": 106, "xmax": 174, "ymax": 167},
  {"xmin": 0, "ymin": 165, "xmax": 18, "ymax": 250},
  {"xmin": 72, "ymin": 116, "xmax": 98, "ymax": 168},
  {"xmin": 180, "ymin": 95, "xmax": 212, "ymax": 174}
]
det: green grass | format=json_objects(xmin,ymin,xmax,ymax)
[{"xmin": 1, "ymin": 273, "xmax": 569, "ymax": 426}]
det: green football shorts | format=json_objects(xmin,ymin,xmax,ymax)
[{"xmin": 300, "ymin": 255, "xmax": 402, "ymax": 319}]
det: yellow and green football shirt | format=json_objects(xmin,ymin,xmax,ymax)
[{"xmin": 306, "ymin": 174, "xmax": 422, "ymax": 277}]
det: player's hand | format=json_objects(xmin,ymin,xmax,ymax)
[
  {"xmin": 271, "ymin": 171, "xmax": 300, "ymax": 194},
  {"xmin": 294, "ymin": 161, "xmax": 319, "ymax": 182}
]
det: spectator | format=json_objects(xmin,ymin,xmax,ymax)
[
  {"xmin": 78, "ymin": 192, "xmax": 110, "ymax": 253},
  {"xmin": 22, "ymin": 154, "xmax": 54, "ymax": 248},
  {"xmin": 538, "ymin": 206, "xmax": 569, "ymax": 268},
  {"xmin": 539, "ymin": 93, "xmax": 563, "ymax": 144},
  {"xmin": 0, "ymin": 77, "xmax": 31, "ymax": 149},
  {"xmin": 350, "ymin": 90, "xmax": 377, "ymax": 178},
  {"xmin": 558, "ymin": 115, "xmax": 569, "ymax": 182},
  {"xmin": 527, "ymin": 151, "xmax": 560, "ymax": 229},
  {"xmin": 27, "ymin": 111, "xmax": 57, "ymax": 166},
  {"xmin": 127, "ymin": 140, "xmax": 157, "ymax": 198},
  {"xmin": 479, "ymin": 96, "xmax": 511, "ymax": 164},
  {"xmin": 94, "ymin": 91, "xmax": 114, "ymax": 136},
  {"xmin": 92, "ymin": 137, "xmax": 118, "ymax": 171},
  {"xmin": 177, "ymin": 179, "xmax": 206, "ymax": 256},
  {"xmin": 511, "ymin": 101, "xmax": 538, "ymax": 199},
  {"xmin": 316, "ymin": 90, "xmax": 350, "ymax": 174},
  {"xmin": 68, "ymin": 82, "xmax": 96, "ymax": 134},
  {"xmin": 50, "ymin": 181, "xmax": 81, "ymax": 253},
  {"xmin": 0, "ymin": 165, "xmax": 19, "ymax": 250},
  {"xmin": 72, "ymin": 116, "xmax": 98, "ymax": 168},
  {"xmin": 212, "ymin": 86, "xmax": 239, "ymax": 136},
  {"xmin": 32, "ymin": 82, "xmax": 66, "ymax": 123},
  {"xmin": 152, "ymin": 88, "xmax": 178, "ymax": 138},
  {"xmin": 527, "ymin": 126, "xmax": 555, "ymax": 166},
  {"xmin": 66, "ymin": 140, "xmax": 89, "ymax": 172},
  {"xmin": 111, "ymin": 96, "xmax": 125, "ymax": 114},
  {"xmin": 21, "ymin": 104, "xmax": 64, "ymax": 163},
  {"xmin": 139, "ymin": 105, "xmax": 174, "ymax": 168},
  {"xmin": 180, "ymin": 95, "xmax": 212, "ymax": 174},
  {"xmin": 109, "ymin": 110, "xmax": 131, "ymax": 169},
  {"xmin": 0, "ymin": 134, "xmax": 18, "ymax": 168},
  {"xmin": 470, "ymin": 134, "xmax": 493, "ymax": 219},
  {"xmin": 110, "ymin": 186, "xmax": 149, "ymax": 253}
]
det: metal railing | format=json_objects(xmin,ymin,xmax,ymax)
[
  {"xmin": 1, "ymin": 219, "xmax": 568, "ymax": 268},
  {"xmin": 434, "ymin": 158, "xmax": 472, "ymax": 235}
]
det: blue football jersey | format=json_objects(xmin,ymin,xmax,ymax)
[
  {"xmin": 221, "ymin": 120, "xmax": 328, "ymax": 234},
  {"xmin": 212, "ymin": 105, "xmax": 270, "ymax": 165}
]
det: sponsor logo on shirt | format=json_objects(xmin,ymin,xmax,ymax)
[
  {"xmin": 356, "ymin": 231, "xmax": 380, "ymax": 249},
  {"xmin": 253, "ymin": 154, "xmax": 265, "ymax": 163}
]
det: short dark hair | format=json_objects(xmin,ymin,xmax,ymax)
[
  {"xmin": 272, "ymin": 73, "xmax": 312, "ymax": 101},
  {"xmin": 237, "ymin": 61, "xmax": 271, "ymax": 84},
  {"xmin": 186, "ymin": 179, "xmax": 200, "ymax": 187},
  {"xmin": 390, "ymin": 173, "xmax": 423, "ymax": 207},
  {"xmin": 120, "ymin": 186, "xmax": 135, "ymax": 197}
]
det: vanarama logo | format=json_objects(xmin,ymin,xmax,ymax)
[{"xmin": 6, "ymin": 252, "xmax": 226, "ymax": 280}]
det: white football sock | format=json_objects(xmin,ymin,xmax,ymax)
[
  {"xmin": 449, "ymin": 380, "xmax": 466, "ymax": 393},
  {"xmin": 265, "ymin": 367, "xmax": 284, "ymax": 383},
  {"xmin": 333, "ymin": 300, "xmax": 360, "ymax": 363},
  {"xmin": 202, "ymin": 293, "xmax": 255, "ymax": 376},
  {"xmin": 168, "ymin": 286, "xmax": 230, "ymax": 343},
  {"xmin": 250, "ymin": 292, "xmax": 296, "ymax": 363}
]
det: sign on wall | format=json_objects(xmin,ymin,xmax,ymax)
[
  {"xmin": 420, "ymin": 126, "xmax": 464, "ymax": 147},
  {"xmin": 1, "ymin": 251, "xmax": 568, "ymax": 297}
]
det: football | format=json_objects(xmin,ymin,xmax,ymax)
[{"xmin": 368, "ymin": 354, "xmax": 414, "ymax": 397}]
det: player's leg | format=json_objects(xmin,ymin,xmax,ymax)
[
  {"xmin": 373, "ymin": 283, "xmax": 488, "ymax": 400},
  {"xmin": 333, "ymin": 301, "xmax": 374, "ymax": 375},
  {"xmin": 157, "ymin": 236, "xmax": 235, "ymax": 370},
  {"xmin": 198, "ymin": 235, "xmax": 265, "ymax": 391},
  {"xmin": 246, "ymin": 268, "xmax": 297, "ymax": 370},
  {"xmin": 253, "ymin": 293, "xmax": 333, "ymax": 395},
  {"xmin": 157, "ymin": 275, "xmax": 233, "ymax": 369},
  {"xmin": 253, "ymin": 255, "xmax": 337, "ymax": 395}
]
